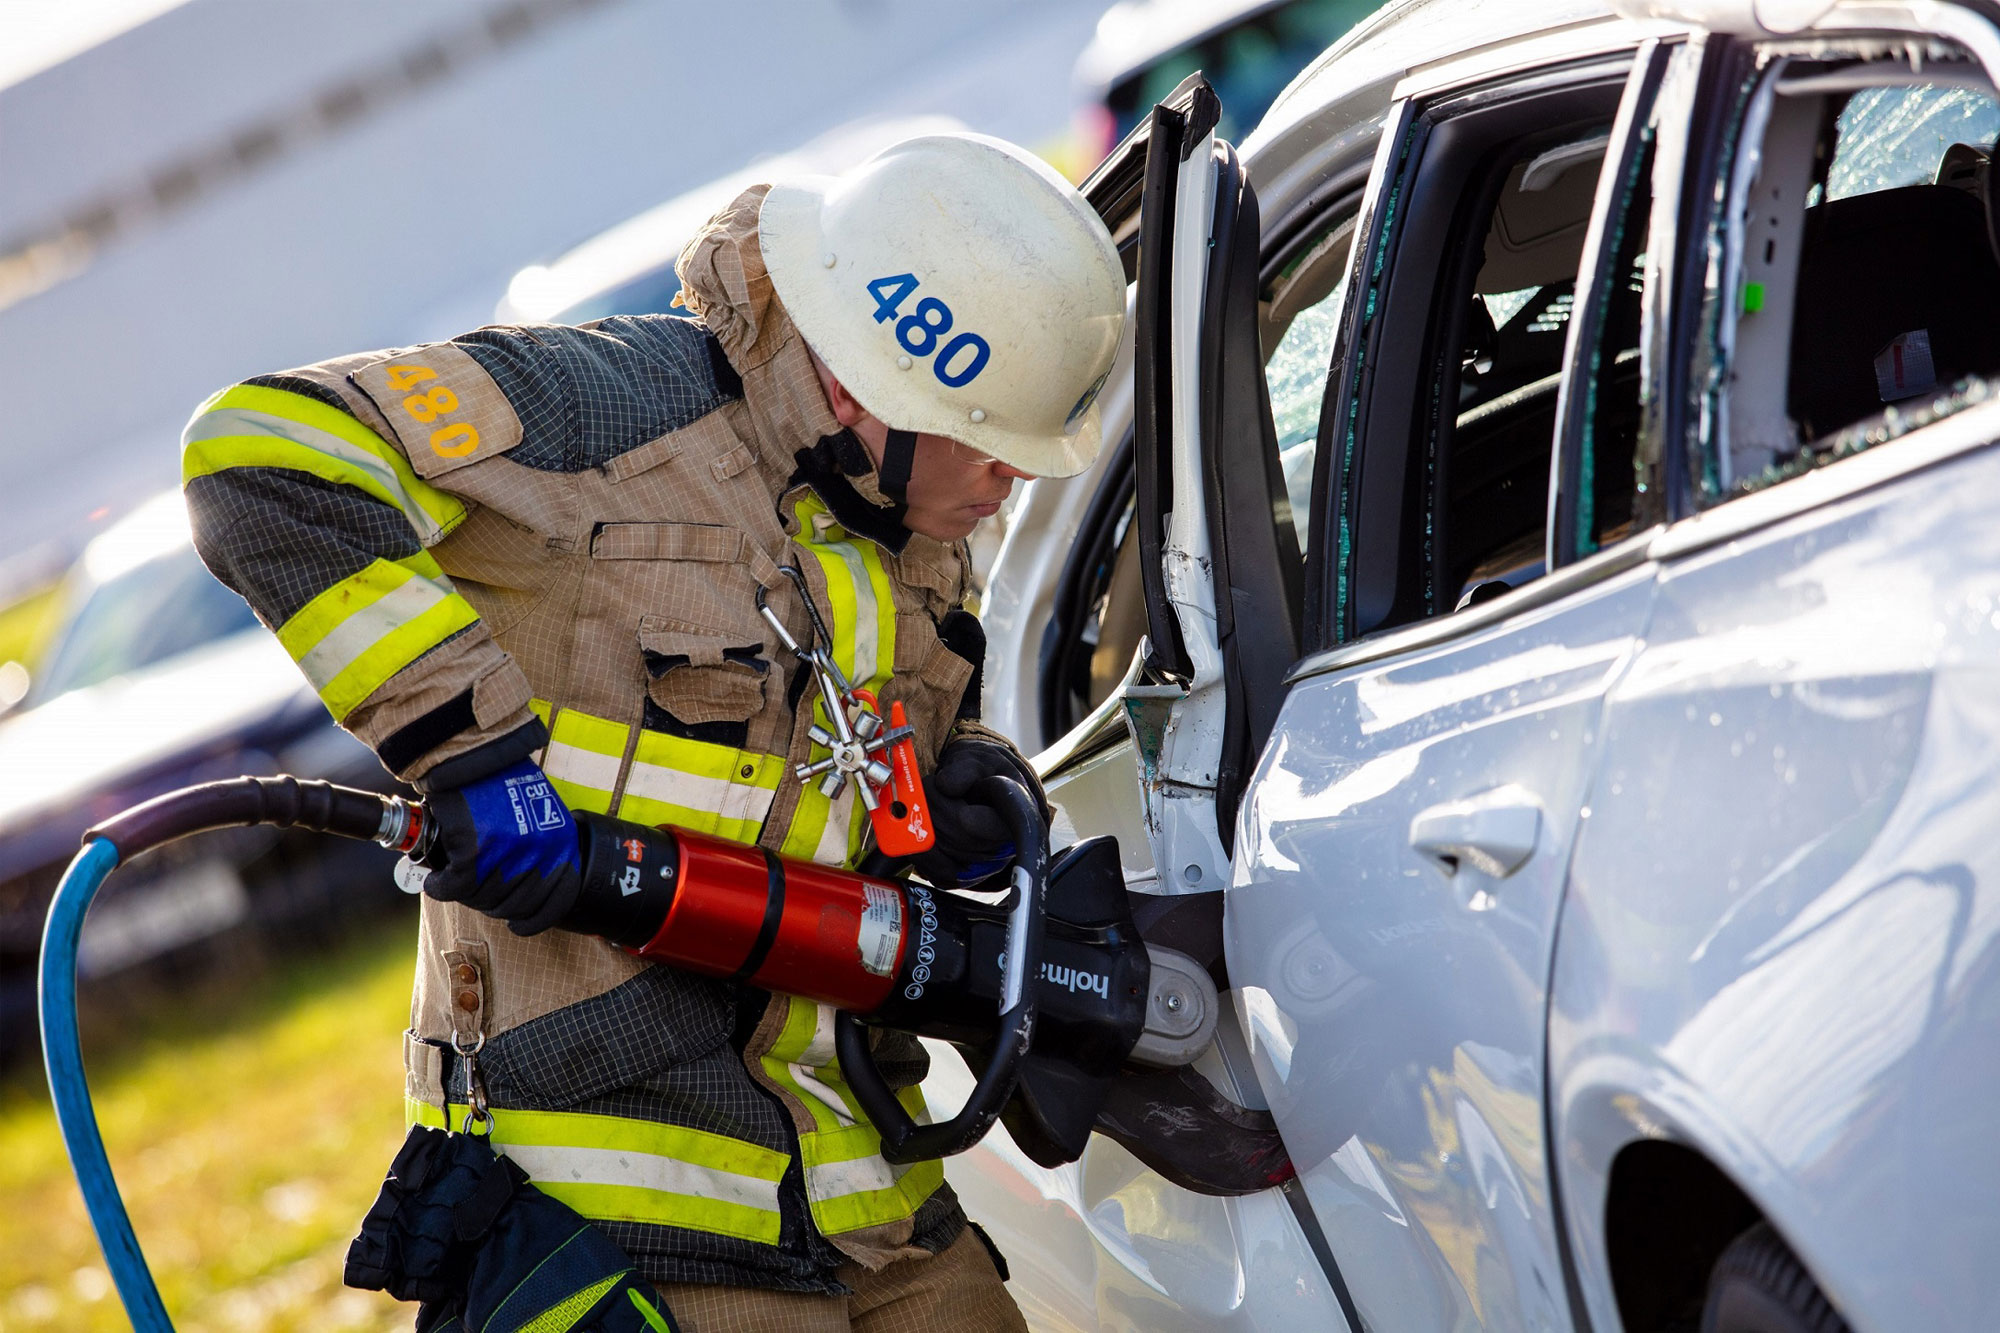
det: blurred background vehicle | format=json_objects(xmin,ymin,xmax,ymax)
[
  {"xmin": 1069, "ymin": 0, "xmax": 1381, "ymax": 167},
  {"xmin": 0, "ymin": 491, "xmax": 398, "ymax": 1067}
]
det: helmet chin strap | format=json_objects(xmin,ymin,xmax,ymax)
[{"xmin": 877, "ymin": 428, "xmax": 918, "ymax": 510}]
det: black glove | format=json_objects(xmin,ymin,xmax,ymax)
[
  {"xmin": 912, "ymin": 732, "xmax": 1044, "ymax": 887},
  {"xmin": 346, "ymin": 1125, "xmax": 677, "ymax": 1332},
  {"xmin": 418, "ymin": 759, "xmax": 582, "ymax": 936}
]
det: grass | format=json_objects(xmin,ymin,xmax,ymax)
[{"xmin": 0, "ymin": 913, "xmax": 422, "ymax": 1332}]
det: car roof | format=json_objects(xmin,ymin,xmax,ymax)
[
  {"xmin": 1243, "ymin": 0, "xmax": 1628, "ymax": 159},
  {"xmin": 1073, "ymin": 0, "xmax": 1295, "ymax": 99},
  {"xmin": 1275, "ymin": 0, "xmax": 1627, "ymax": 114}
]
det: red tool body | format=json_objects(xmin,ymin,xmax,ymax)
[{"xmin": 604, "ymin": 822, "xmax": 911, "ymax": 1013}]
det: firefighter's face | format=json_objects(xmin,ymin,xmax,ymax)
[{"xmin": 817, "ymin": 366, "xmax": 1036, "ymax": 542}]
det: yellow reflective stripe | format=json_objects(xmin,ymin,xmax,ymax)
[
  {"xmin": 757, "ymin": 997, "xmax": 946, "ymax": 1233},
  {"xmin": 407, "ymin": 1098, "xmax": 786, "ymax": 1243},
  {"xmin": 618, "ymin": 732, "xmax": 782, "ymax": 842},
  {"xmin": 273, "ymin": 558, "xmax": 478, "ymax": 721},
  {"xmin": 780, "ymin": 781, "xmax": 839, "ymax": 866},
  {"xmin": 542, "ymin": 708, "xmax": 629, "ymax": 816},
  {"xmin": 780, "ymin": 497, "xmax": 898, "ymax": 869},
  {"xmin": 182, "ymin": 384, "xmax": 465, "ymax": 543},
  {"xmin": 276, "ymin": 558, "xmax": 449, "ymax": 686},
  {"xmin": 792, "ymin": 496, "xmax": 896, "ymax": 698},
  {"xmin": 518, "ymin": 1272, "xmax": 624, "ymax": 1333},
  {"xmin": 803, "ymin": 1086, "xmax": 944, "ymax": 1235},
  {"xmin": 761, "ymin": 998, "xmax": 850, "ymax": 1134}
]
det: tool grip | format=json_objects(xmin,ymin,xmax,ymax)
[{"xmin": 836, "ymin": 773, "xmax": 1046, "ymax": 1163}]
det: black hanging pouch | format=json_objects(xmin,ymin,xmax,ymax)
[{"xmin": 345, "ymin": 1124, "xmax": 679, "ymax": 1333}]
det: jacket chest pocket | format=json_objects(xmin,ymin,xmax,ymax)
[
  {"xmin": 625, "ymin": 616, "xmax": 789, "ymax": 844},
  {"xmin": 639, "ymin": 616, "xmax": 769, "ymax": 736},
  {"xmin": 580, "ymin": 522, "xmax": 794, "ymax": 842},
  {"xmin": 590, "ymin": 520, "xmax": 765, "ymax": 633}
]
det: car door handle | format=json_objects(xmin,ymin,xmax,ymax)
[{"xmin": 1409, "ymin": 786, "xmax": 1542, "ymax": 879}]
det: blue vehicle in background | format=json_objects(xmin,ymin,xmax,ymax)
[{"xmin": 0, "ymin": 492, "xmax": 399, "ymax": 1065}]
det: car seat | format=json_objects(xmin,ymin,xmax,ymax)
[{"xmin": 1787, "ymin": 181, "xmax": 2000, "ymax": 440}]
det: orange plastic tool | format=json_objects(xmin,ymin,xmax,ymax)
[{"xmin": 855, "ymin": 692, "xmax": 934, "ymax": 855}]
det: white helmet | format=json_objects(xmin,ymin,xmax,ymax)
[{"xmin": 759, "ymin": 132, "xmax": 1126, "ymax": 479}]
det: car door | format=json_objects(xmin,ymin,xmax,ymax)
[
  {"xmin": 1223, "ymin": 39, "xmax": 1675, "ymax": 1332},
  {"xmin": 1549, "ymin": 14, "xmax": 2000, "ymax": 1330},
  {"xmin": 927, "ymin": 78, "xmax": 1359, "ymax": 1332}
]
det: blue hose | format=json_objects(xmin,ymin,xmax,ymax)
[{"xmin": 39, "ymin": 837, "xmax": 175, "ymax": 1333}]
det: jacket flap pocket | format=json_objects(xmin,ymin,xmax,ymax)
[
  {"xmin": 640, "ymin": 617, "xmax": 769, "ymax": 724},
  {"xmin": 592, "ymin": 521, "xmax": 746, "ymax": 563},
  {"xmin": 350, "ymin": 343, "xmax": 525, "ymax": 479}
]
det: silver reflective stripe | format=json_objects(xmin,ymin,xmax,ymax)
[
  {"xmin": 788, "ymin": 1004, "xmax": 857, "ymax": 1126},
  {"xmin": 810, "ymin": 785, "xmax": 855, "ymax": 868},
  {"xmin": 190, "ymin": 405, "xmax": 446, "ymax": 543},
  {"xmin": 543, "ymin": 739, "xmax": 623, "ymax": 792},
  {"xmin": 805, "ymin": 1153, "xmax": 916, "ymax": 1200},
  {"xmin": 292, "ymin": 572, "xmax": 452, "ymax": 691},
  {"xmin": 820, "ymin": 538, "xmax": 881, "ymax": 686},
  {"xmin": 625, "ymin": 758, "xmax": 777, "ymax": 825},
  {"xmin": 498, "ymin": 1142, "xmax": 783, "ymax": 1213}
]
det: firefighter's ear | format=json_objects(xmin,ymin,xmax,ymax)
[{"xmin": 808, "ymin": 347, "xmax": 874, "ymax": 431}]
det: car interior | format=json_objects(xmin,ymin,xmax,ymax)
[
  {"xmin": 1039, "ymin": 88, "xmax": 1631, "ymax": 737},
  {"xmin": 1438, "ymin": 130, "xmax": 1618, "ymax": 606},
  {"xmin": 1711, "ymin": 58, "xmax": 2000, "ymax": 495},
  {"xmin": 1039, "ymin": 204, "xmax": 1362, "ymax": 742}
]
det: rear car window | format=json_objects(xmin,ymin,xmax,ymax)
[{"xmin": 1691, "ymin": 58, "xmax": 2000, "ymax": 502}]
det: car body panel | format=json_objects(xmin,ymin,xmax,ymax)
[
  {"xmin": 0, "ymin": 499, "xmax": 394, "ymax": 1063},
  {"xmin": 930, "ymin": 1036, "xmax": 1345, "ymax": 1331},
  {"xmin": 1229, "ymin": 560, "xmax": 1656, "ymax": 1331},
  {"xmin": 1553, "ymin": 419, "xmax": 2000, "ymax": 1332}
]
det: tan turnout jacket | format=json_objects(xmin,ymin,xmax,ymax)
[{"xmin": 182, "ymin": 186, "xmax": 1008, "ymax": 1290}]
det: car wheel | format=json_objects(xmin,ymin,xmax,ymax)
[{"xmin": 1701, "ymin": 1222, "xmax": 1852, "ymax": 1333}]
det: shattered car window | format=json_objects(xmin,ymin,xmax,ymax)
[
  {"xmin": 1825, "ymin": 84, "xmax": 2000, "ymax": 201},
  {"xmin": 1265, "ymin": 277, "xmax": 1346, "ymax": 553}
]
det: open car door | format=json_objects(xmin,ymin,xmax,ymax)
[{"xmin": 921, "ymin": 78, "xmax": 1357, "ymax": 1332}]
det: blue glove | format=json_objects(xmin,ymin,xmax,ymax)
[{"xmin": 419, "ymin": 759, "xmax": 582, "ymax": 935}]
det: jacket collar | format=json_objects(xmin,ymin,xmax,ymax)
[{"xmin": 676, "ymin": 184, "xmax": 912, "ymax": 550}]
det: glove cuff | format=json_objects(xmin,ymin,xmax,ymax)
[
  {"xmin": 416, "ymin": 719, "xmax": 550, "ymax": 794},
  {"xmin": 945, "ymin": 720, "xmax": 1053, "ymax": 822}
]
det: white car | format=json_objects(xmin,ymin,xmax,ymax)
[{"xmin": 932, "ymin": 2, "xmax": 2000, "ymax": 1330}]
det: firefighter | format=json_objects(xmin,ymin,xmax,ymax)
[{"xmin": 181, "ymin": 132, "xmax": 1125, "ymax": 1330}]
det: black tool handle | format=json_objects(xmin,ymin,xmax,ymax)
[{"xmin": 835, "ymin": 774, "xmax": 1047, "ymax": 1164}]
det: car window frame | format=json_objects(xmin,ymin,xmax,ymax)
[
  {"xmin": 1675, "ymin": 25, "xmax": 2000, "ymax": 512},
  {"xmin": 1548, "ymin": 38, "xmax": 1677, "ymax": 569},
  {"xmin": 1308, "ymin": 51, "xmax": 1643, "ymax": 649}
]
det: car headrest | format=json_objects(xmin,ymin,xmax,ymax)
[{"xmin": 1936, "ymin": 141, "xmax": 2000, "ymax": 269}]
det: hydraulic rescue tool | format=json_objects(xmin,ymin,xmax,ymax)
[{"xmin": 41, "ymin": 767, "xmax": 1287, "ymax": 1330}]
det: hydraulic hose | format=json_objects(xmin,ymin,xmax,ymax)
[{"xmin": 40, "ymin": 777, "xmax": 421, "ymax": 1333}]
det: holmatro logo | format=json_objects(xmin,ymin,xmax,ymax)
[{"xmin": 998, "ymin": 953, "xmax": 1110, "ymax": 1000}]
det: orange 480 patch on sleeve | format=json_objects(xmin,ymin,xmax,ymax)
[{"xmin": 350, "ymin": 343, "xmax": 525, "ymax": 477}]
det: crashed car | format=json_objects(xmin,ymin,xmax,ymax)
[
  {"xmin": 0, "ymin": 492, "xmax": 397, "ymax": 1064},
  {"xmin": 935, "ymin": 1, "xmax": 2000, "ymax": 1329}
]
